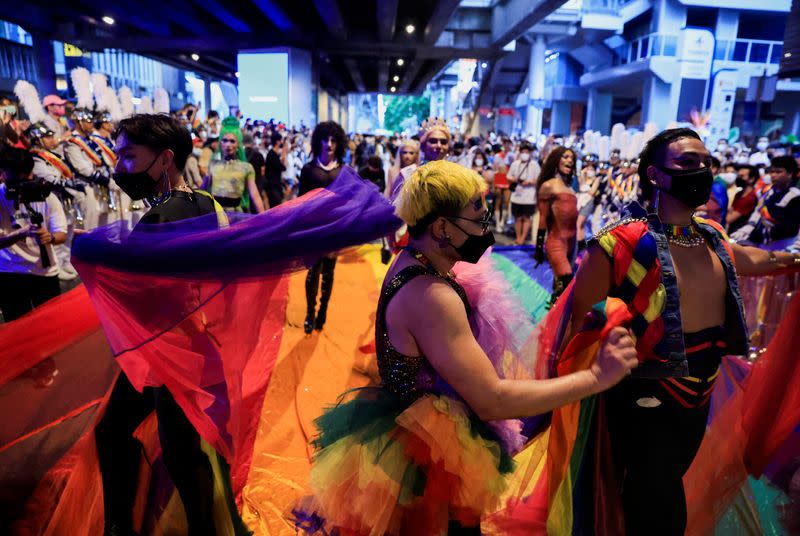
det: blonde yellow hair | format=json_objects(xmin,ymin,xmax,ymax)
[{"xmin": 394, "ymin": 160, "xmax": 487, "ymax": 236}]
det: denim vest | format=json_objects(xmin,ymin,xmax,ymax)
[{"xmin": 597, "ymin": 202, "xmax": 749, "ymax": 379}]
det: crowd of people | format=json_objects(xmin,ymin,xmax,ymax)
[
  {"xmin": 3, "ymin": 68, "xmax": 800, "ymax": 317},
  {"xmin": 3, "ymin": 68, "xmax": 800, "ymax": 536}
]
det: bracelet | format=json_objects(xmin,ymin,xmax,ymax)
[{"xmin": 768, "ymin": 251, "xmax": 778, "ymax": 264}]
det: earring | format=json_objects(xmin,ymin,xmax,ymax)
[{"xmin": 437, "ymin": 233, "xmax": 451, "ymax": 248}]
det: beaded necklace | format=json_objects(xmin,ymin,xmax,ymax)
[
  {"xmin": 405, "ymin": 247, "xmax": 455, "ymax": 279},
  {"xmin": 664, "ymin": 221, "xmax": 706, "ymax": 248}
]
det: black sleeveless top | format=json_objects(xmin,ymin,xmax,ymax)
[{"xmin": 376, "ymin": 264, "xmax": 471, "ymax": 403}]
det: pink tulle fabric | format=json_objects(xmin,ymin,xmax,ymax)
[{"xmin": 453, "ymin": 250, "xmax": 541, "ymax": 455}]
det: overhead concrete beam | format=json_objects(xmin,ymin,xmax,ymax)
[
  {"xmin": 190, "ymin": 0, "xmax": 251, "ymax": 33},
  {"xmin": 313, "ymin": 0, "xmax": 347, "ymax": 40},
  {"xmin": 376, "ymin": 0, "xmax": 399, "ymax": 41},
  {"xmin": 424, "ymin": 0, "xmax": 462, "ymax": 45},
  {"xmin": 343, "ymin": 58, "xmax": 366, "ymax": 92},
  {"xmin": 251, "ymin": 0, "xmax": 300, "ymax": 36},
  {"xmin": 491, "ymin": 0, "xmax": 565, "ymax": 48}
]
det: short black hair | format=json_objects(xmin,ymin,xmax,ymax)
[
  {"xmin": 736, "ymin": 164, "xmax": 759, "ymax": 181},
  {"xmin": 710, "ymin": 156, "xmax": 721, "ymax": 169},
  {"xmin": 519, "ymin": 141, "xmax": 533, "ymax": 152},
  {"xmin": 771, "ymin": 155, "xmax": 799, "ymax": 176},
  {"xmin": 113, "ymin": 114, "xmax": 193, "ymax": 171},
  {"xmin": 638, "ymin": 128, "xmax": 701, "ymax": 200},
  {"xmin": 270, "ymin": 132, "xmax": 283, "ymax": 146},
  {"xmin": 453, "ymin": 141, "xmax": 465, "ymax": 150},
  {"xmin": 310, "ymin": 121, "xmax": 346, "ymax": 162},
  {"xmin": 367, "ymin": 154, "xmax": 383, "ymax": 168}
]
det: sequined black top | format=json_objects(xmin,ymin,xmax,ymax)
[{"xmin": 376, "ymin": 264, "xmax": 471, "ymax": 403}]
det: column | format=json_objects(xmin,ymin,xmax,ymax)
[
  {"xmin": 204, "ymin": 76, "xmax": 213, "ymax": 118},
  {"xmin": 641, "ymin": 74, "xmax": 674, "ymax": 130},
  {"xmin": 31, "ymin": 34, "xmax": 56, "ymax": 95},
  {"xmin": 650, "ymin": 0, "xmax": 687, "ymax": 33},
  {"xmin": 586, "ymin": 89, "xmax": 612, "ymax": 133},
  {"xmin": 525, "ymin": 34, "xmax": 546, "ymax": 137},
  {"xmin": 549, "ymin": 100, "xmax": 572, "ymax": 136}
]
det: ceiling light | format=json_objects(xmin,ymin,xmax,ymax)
[
  {"xmin": 390, "ymin": 86, "xmax": 397, "ymax": 93},
  {"xmin": 481, "ymin": 62, "xmax": 488, "ymax": 68},
  {"xmin": 235, "ymin": 71, "xmax": 240, "ymax": 78},
  {"xmin": 392, "ymin": 75, "xmax": 399, "ymax": 82},
  {"xmin": 405, "ymin": 24, "xmax": 415, "ymax": 34},
  {"xmin": 786, "ymin": 52, "xmax": 793, "ymax": 58},
  {"xmin": 397, "ymin": 58, "xmax": 404, "ymax": 66},
  {"xmin": 191, "ymin": 53, "xmax": 200, "ymax": 61},
  {"xmin": 102, "ymin": 16, "xmax": 115, "ymax": 25}
]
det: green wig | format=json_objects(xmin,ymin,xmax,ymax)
[{"xmin": 218, "ymin": 116, "xmax": 246, "ymax": 161}]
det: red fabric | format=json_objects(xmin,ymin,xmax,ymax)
[
  {"xmin": 0, "ymin": 285, "xmax": 116, "ymax": 533},
  {"xmin": 0, "ymin": 286, "xmax": 100, "ymax": 386},
  {"xmin": 75, "ymin": 256, "xmax": 290, "ymax": 478},
  {"xmin": 494, "ymin": 172, "xmax": 510, "ymax": 189},
  {"xmin": 732, "ymin": 190, "xmax": 757, "ymax": 217},
  {"xmin": 542, "ymin": 194, "xmax": 578, "ymax": 277},
  {"xmin": 10, "ymin": 272, "xmax": 290, "ymax": 534},
  {"xmin": 684, "ymin": 292, "xmax": 800, "ymax": 535}
]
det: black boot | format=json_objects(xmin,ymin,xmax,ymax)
[
  {"xmin": 304, "ymin": 260, "xmax": 322, "ymax": 334},
  {"xmin": 547, "ymin": 273, "xmax": 573, "ymax": 309},
  {"xmin": 314, "ymin": 257, "xmax": 337, "ymax": 330}
]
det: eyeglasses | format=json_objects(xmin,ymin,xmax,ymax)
[
  {"xmin": 427, "ymin": 138, "xmax": 448, "ymax": 146},
  {"xmin": 448, "ymin": 212, "xmax": 492, "ymax": 233}
]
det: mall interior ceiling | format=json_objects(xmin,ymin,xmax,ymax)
[{"xmin": 7, "ymin": 0, "xmax": 565, "ymax": 95}]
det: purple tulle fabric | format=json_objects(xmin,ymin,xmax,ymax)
[
  {"xmin": 453, "ymin": 250, "xmax": 538, "ymax": 455},
  {"xmin": 68, "ymin": 167, "xmax": 402, "ymax": 463},
  {"xmin": 73, "ymin": 166, "xmax": 402, "ymax": 279}
]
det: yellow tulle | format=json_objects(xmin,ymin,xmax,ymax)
[{"xmin": 307, "ymin": 394, "xmax": 511, "ymax": 535}]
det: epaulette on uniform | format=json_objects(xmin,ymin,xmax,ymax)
[{"xmin": 593, "ymin": 216, "xmax": 648, "ymax": 240}]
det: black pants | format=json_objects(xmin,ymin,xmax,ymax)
[
  {"xmin": 305, "ymin": 257, "xmax": 337, "ymax": 322},
  {"xmin": 605, "ymin": 328, "xmax": 723, "ymax": 536},
  {"xmin": 95, "ymin": 373, "xmax": 217, "ymax": 535},
  {"xmin": 0, "ymin": 272, "xmax": 60, "ymax": 322}
]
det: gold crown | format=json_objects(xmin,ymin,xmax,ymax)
[{"xmin": 419, "ymin": 117, "xmax": 450, "ymax": 139}]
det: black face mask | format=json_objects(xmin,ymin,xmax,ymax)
[
  {"xmin": 113, "ymin": 154, "xmax": 163, "ymax": 201},
  {"xmin": 449, "ymin": 223, "xmax": 496, "ymax": 264},
  {"xmin": 735, "ymin": 177, "xmax": 749, "ymax": 189},
  {"xmin": 654, "ymin": 165, "xmax": 713, "ymax": 209}
]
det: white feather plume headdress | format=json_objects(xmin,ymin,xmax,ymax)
[
  {"xmin": 13, "ymin": 80, "xmax": 48, "ymax": 123},
  {"xmin": 138, "ymin": 95, "xmax": 153, "ymax": 114},
  {"xmin": 70, "ymin": 67, "xmax": 94, "ymax": 109},
  {"xmin": 119, "ymin": 86, "xmax": 134, "ymax": 119},
  {"xmin": 154, "ymin": 87, "xmax": 169, "ymax": 115},
  {"xmin": 91, "ymin": 72, "xmax": 109, "ymax": 110},
  {"xmin": 103, "ymin": 87, "xmax": 123, "ymax": 122}
]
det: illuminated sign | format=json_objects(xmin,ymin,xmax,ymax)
[
  {"xmin": 63, "ymin": 43, "xmax": 85, "ymax": 57},
  {"xmin": 237, "ymin": 52, "xmax": 289, "ymax": 122}
]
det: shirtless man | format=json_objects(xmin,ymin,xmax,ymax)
[{"xmin": 572, "ymin": 128, "xmax": 799, "ymax": 535}]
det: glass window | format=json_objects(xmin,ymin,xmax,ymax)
[
  {"xmin": 770, "ymin": 44, "xmax": 783, "ymax": 64},
  {"xmin": 750, "ymin": 43, "xmax": 769, "ymax": 63},
  {"xmin": 732, "ymin": 41, "xmax": 749, "ymax": 62},
  {"xmin": 663, "ymin": 35, "xmax": 678, "ymax": 57}
]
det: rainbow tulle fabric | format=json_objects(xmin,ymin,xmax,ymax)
[
  {"xmin": 295, "ymin": 389, "xmax": 513, "ymax": 535},
  {"xmin": 3, "ymin": 177, "xmax": 800, "ymax": 535}
]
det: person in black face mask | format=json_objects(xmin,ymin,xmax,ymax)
[
  {"xmin": 294, "ymin": 158, "xmax": 639, "ymax": 535},
  {"xmin": 566, "ymin": 128, "xmax": 800, "ymax": 535},
  {"xmin": 112, "ymin": 114, "xmax": 221, "ymax": 224},
  {"xmin": 98, "ymin": 114, "xmax": 243, "ymax": 536}
]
